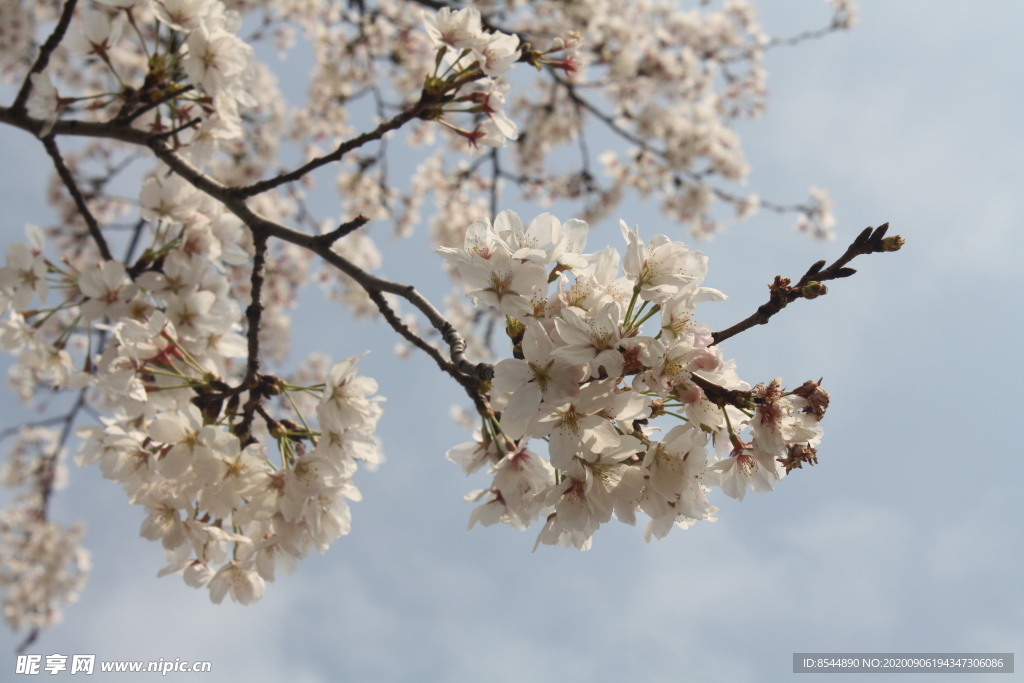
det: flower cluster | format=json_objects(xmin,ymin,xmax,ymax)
[
  {"xmin": 75, "ymin": 327, "xmax": 383, "ymax": 604},
  {"xmin": 442, "ymin": 212, "xmax": 828, "ymax": 549},
  {"xmin": 0, "ymin": 181, "xmax": 384, "ymax": 609},
  {"xmin": 0, "ymin": 427, "xmax": 90, "ymax": 633},
  {"xmin": 3, "ymin": 0, "xmax": 858, "ymax": 246},
  {"xmin": 22, "ymin": 0, "xmax": 277, "ymax": 170},
  {"xmin": 420, "ymin": 6, "xmax": 525, "ymax": 152}
]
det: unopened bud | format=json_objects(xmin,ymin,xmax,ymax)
[
  {"xmin": 263, "ymin": 375, "xmax": 285, "ymax": 396},
  {"xmin": 688, "ymin": 349, "xmax": 720, "ymax": 372},
  {"xmin": 506, "ymin": 317, "xmax": 526, "ymax": 343},
  {"xmin": 673, "ymin": 383, "xmax": 702, "ymax": 405},
  {"xmin": 649, "ymin": 399, "xmax": 665, "ymax": 418},
  {"xmin": 523, "ymin": 47, "xmax": 545, "ymax": 70},
  {"xmin": 225, "ymin": 394, "xmax": 240, "ymax": 420},
  {"xmin": 280, "ymin": 419, "xmax": 302, "ymax": 442},
  {"xmin": 801, "ymin": 281, "xmax": 828, "ymax": 299},
  {"xmin": 880, "ymin": 235, "xmax": 905, "ymax": 252}
]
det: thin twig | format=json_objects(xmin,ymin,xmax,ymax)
[
  {"xmin": 763, "ymin": 24, "xmax": 849, "ymax": 51},
  {"xmin": 42, "ymin": 136, "xmax": 114, "ymax": 261},
  {"xmin": 149, "ymin": 116, "xmax": 201, "ymax": 140},
  {"xmin": 123, "ymin": 218, "xmax": 147, "ymax": 263},
  {"xmin": 0, "ymin": 414, "xmax": 77, "ymax": 444},
  {"xmin": 313, "ymin": 215, "xmax": 369, "ymax": 248},
  {"xmin": 0, "ymin": 104, "xmax": 497, "ymax": 404},
  {"xmin": 10, "ymin": 0, "xmax": 79, "ymax": 115},
  {"xmin": 119, "ymin": 85, "xmax": 194, "ymax": 124},
  {"xmin": 233, "ymin": 100, "xmax": 431, "ymax": 197},
  {"xmin": 712, "ymin": 224, "xmax": 904, "ymax": 345},
  {"xmin": 366, "ymin": 289, "xmax": 490, "ymax": 415},
  {"xmin": 550, "ymin": 71, "xmax": 825, "ymax": 224},
  {"xmin": 489, "ymin": 148, "xmax": 500, "ymax": 219},
  {"xmin": 14, "ymin": 387, "xmax": 89, "ymax": 654}
]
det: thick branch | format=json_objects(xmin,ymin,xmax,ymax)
[
  {"xmin": 233, "ymin": 233, "xmax": 268, "ymax": 440},
  {"xmin": 0, "ymin": 106, "xmax": 499, "ymax": 398},
  {"xmin": 688, "ymin": 372, "xmax": 754, "ymax": 409},
  {"xmin": 712, "ymin": 224, "xmax": 904, "ymax": 345},
  {"xmin": 10, "ymin": 0, "xmax": 79, "ymax": 115},
  {"xmin": 42, "ymin": 136, "xmax": 114, "ymax": 261},
  {"xmin": 143, "ymin": 141, "xmax": 494, "ymax": 386},
  {"xmin": 243, "ymin": 233, "xmax": 268, "ymax": 387}
]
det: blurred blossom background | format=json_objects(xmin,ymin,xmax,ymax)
[{"xmin": 1, "ymin": 1, "xmax": 1021, "ymax": 681}]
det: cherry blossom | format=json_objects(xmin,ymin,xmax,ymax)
[{"xmin": 439, "ymin": 209, "xmax": 855, "ymax": 551}]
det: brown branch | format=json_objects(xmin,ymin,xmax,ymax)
[
  {"xmin": 687, "ymin": 373, "xmax": 755, "ymax": 410},
  {"xmin": 122, "ymin": 218, "xmax": 147, "ymax": 263},
  {"xmin": 233, "ymin": 233, "xmax": 268, "ymax": 441},
  {"xmin": 763, "ymin": 20, "xmax": 853, "ymax": 52},
  {"xmin": 0, "ymin": 105, "xmax": 163, "ymax": 142},
  {"xmin": 150, "ymin": 116, "xmax": 202, "ymax": 140},
  {"xmin": 0, "ymin": 105, "xmax": 497, "ymax": 404},
  {"xmin": 310, "ymin": 243, "xmax": 494, "ymax": 385},
  {"xmin": 555, "ymin": 74, "xmax": 650, "ymax": 151},
  {"xmin": 232, "ymin": 100, "xmax": 432, "ymax": 197},
  {"xmin": 41, "ymin": 136, "xmax": 114, "ymax": 261},
  {"xmin": 37, "ymin": 391, "xmax": 85, "ymax": 515},
  {"xmin": 145, "ymin": 140, "xmax": 494, "ymax": 387},
  {"xmin": 10, "ymin": 0, "xmax": 79, "ymax": 115},
  {"xmin": 712, "ymin": 223, "xmax": 904, "ymax": 346},
  {"xmin": 312, "ymin": 215, "xmax": 369, "ymax": 248},
  {"xmin": 711, "ymin": 185, "xmax": 809, "ymax": 215},
  {"xmin": 243, "ymin": 233, "xmax": 268, "ymax": 386},
  {"xmin": 489, "ymin": 148, "xmax": 500, "ymax": 219},
  {"xmin": 16, "ymin": 628, "xmax": 39, "ymax": 654},
  {"xmin": 118, "ymin": 84, "xmax": 194, "ymax": 124},
  {"xmin": 551, "ymin": 72, "xmax": 833, "ymax": 225},
  {"xmin": 14, "ymin": 387, "xmax": 88, "ymax": 654},
  {"xmin": 366, "ymin": 289, "xmax": 490, "ymax": 415}
]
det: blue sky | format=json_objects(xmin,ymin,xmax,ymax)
[{"xmin": 1, "ymin": 1, "xmax": 1022, "ymax": 681}]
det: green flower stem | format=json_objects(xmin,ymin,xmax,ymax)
[
  {"xmin": 440, "ymin": 49, "xmax": 471, "ymax": 78},
  {"xmin": 623, "ymin": 285, "xmax": 640, "ymax": 326},
  {"xmin": 147, "ymin": 384, "xmax": 202, "ymax": 391},
  {"xmin": 25, "ymin": 297, "xmax": 81, "ymax": 327},
  {"xmin": 125, "ymin": 9, "xmax": 151, "ymax": 60},
  {"xmin": 53, "ymin": 314, "xmax": 81, "ymax": 347},
  {"xmin": 721, "ymin": 405, "xmax": 744, "ymax": 449},
  {"xmin": 283, "ymin": 388, "xmax": 317, "ymax": 447},
  {"xmin": 629, "ymin": 303, "xmax": 661, "ymax": 333}
]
